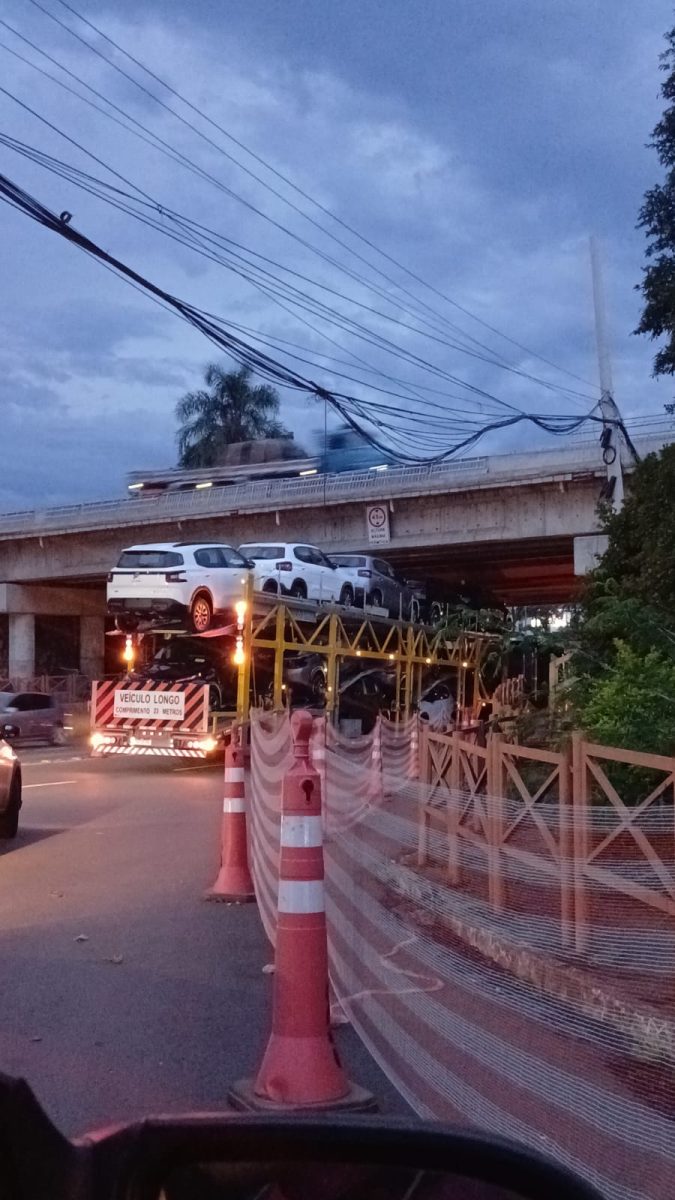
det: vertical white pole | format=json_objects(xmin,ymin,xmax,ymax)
[{"xmin": 590, "ymin": 236, "xmax": 625, "ymax": 510}]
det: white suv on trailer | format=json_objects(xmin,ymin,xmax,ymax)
[
  {"xmin": 107, "ymin": 542, "xmax": 253, "ymax": 633},
  {"xmin": 239, "ymin": 542, "xmax": 356, "ymax": 606}
]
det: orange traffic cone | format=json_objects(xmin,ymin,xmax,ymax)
[
  {"xmin": 229, "ymin": 708, "xmax": 375, "ymax": 1111},
  {"xmin": 205, "ymin": 730, "xmax": 255, "ymax": 903}
]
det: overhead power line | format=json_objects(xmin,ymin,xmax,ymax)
[
  {"xmin": 18, "ymin": 0, "xmax": 598, "ymax": 398},
  {"xmin": 0, "ymin": 26, "xmax": 595, "ymax": 408},
  {"xmin": 0, "ymin": 167, "xmax": 600, "ymax": 463},
  {"xmin": 0, "ymin": 88, "xmax": 592, "ymax": 420},
  {"xmin": 0, "ymin": 117, "xmax": 538, "ymax": 414}
]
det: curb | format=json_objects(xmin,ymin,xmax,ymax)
[{"xmin": 375, "ymin": 855, "xmax": 675, "ymax": 1065}]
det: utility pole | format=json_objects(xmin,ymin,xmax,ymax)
[{"xmin": 590, "ymin": 235, "xmax": 625, "ymax": 509}]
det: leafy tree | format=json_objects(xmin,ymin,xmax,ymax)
[
  {"xmin": 176, "ymin": 364, "xmax": 289, "ymax": 468},
  {"xmin": 569, "ymin": 444, "xmax": 675, "ymax": 694},
  {"xmin": 579, "ymin": 642, "xmax": 675, "ymax": 756},
  {"xmin": 594, "ymin": 444, "xmax": 675, "ymax": 612},
  {"xmin": 567, "ymin": 444, "xmax": 675, "ymax": 772},
  {"xmin": 637, "ymin": 24, "xmax": 675, "ymax": 387},
  {"xmin": 570, "ymin": 579, "xmax": 675, "ymax": 692},
  {"xmin": 574, "ymin": 641, "xmax": 675, "ymax": 803}
]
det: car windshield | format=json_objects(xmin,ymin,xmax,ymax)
[
  {"xmin": 153, "ymin": 645, "xmax": 207, "ymax": 666},
  {"xmin": 117, "ymin": 550, "xmax": 184, "ymax": 568},
  {"xmin": 331, "ymin": 555, "xmax": 367, "ymax": 567},
  {"xmin": 3, "ymin": 11, "xmax": 663, "ymax": 1198},
  {"xmin": 238, "ymin": 544, "xmax": 285, "ymax": 559}
]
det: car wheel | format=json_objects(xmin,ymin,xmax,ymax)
[
  {"xmin": 429, "ymin": 601, "xmax": 443, "ymax": 624},
  {"xmin": 339, "ymin": 584, "xmax": 354, "ymax": 608},
  {"xmin": 208, "ymin": 685, "xmax": 223, "ymax": 711},
  {"xmin": 290, "ymin": 580, "xmax": 307, "ymax": 599},
  {"xmin": 311, "ymin": 671, "xmax": 327, "ymax": 704},
  {"xmin": 409, "ymin": 597, "xmax": 420, "ymax": 623},
  {"xmin": 190, "ymin": 592, "xmax": 213, "ymax": 633},
  {"xmin": 51, "ymin": 722, "xmax": 67, "ymax": 746},
  {"xmin": 262, "ymin": 579, "xmax": 278, "ymax": 595},
  {"xmin": 115, "ymin": 614, "xmax": 139, "ymax": 634},
  {"xmin": 0, "ymin": 771, "xmax": 20, "ymax": 839},
  {"xmin": 370, "ymin": 589, "xmax": 384, "ymax": 609}
]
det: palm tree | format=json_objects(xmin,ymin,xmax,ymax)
[{"xmin": 175, "ymin": 364, "xmax": 289, "ymax": 467}]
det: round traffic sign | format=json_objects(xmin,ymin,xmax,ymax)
[{"xmin": 368, "ymin": 505, "xmax": 387, "ymax": 529}]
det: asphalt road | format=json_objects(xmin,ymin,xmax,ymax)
[{"xmin": 0, "ymin": 745, "xmax": 406, "ymax": 1139}]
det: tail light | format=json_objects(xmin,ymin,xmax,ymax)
[
  {"xmin": 358, "ymin": 568, "xmax": 372, "ymax": 578},
  {"xmin": 166, "ymin": 571, "xmax": 187, "ymax": 582},
  {"xmin": 276, "ymin": 561, "xmax": 293, "ymax": 571},
  {"xmin": 107, "ymin": 572, "xmax": 114, "ymax": 582}
]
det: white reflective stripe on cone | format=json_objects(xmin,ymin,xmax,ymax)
[
  {"xmin": 277, "ymin": 879, "xmax": 325, "ymax": 914},
  {"xmin": 280, "ymin": 814, "xmax": 323, "ymax": 848},
  {"xmin": 224, "ymin": 766, "xmax": 245, "ymax": 783},
  {"xmin": 223, "ymin": 796, "xmax": 246, "ymax": 813}
]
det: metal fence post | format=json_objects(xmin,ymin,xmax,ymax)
[
  {"xmin": 417, "ymin": 726, "xmax": 431, "ymax": 867},
  {"xmin": 487, "ymin": 733, "xmax": 505, "ymax": 912},
  {"xmin": 446, "ymin": 730, "xmax": 461, "ymax": 885},
  {"xmin": 571, "ymin": 732, "xmax": 588, "ymax": 953},
  {"xmin": 558, "ymin": 745, "xmax": 573, "ymax": 948}
]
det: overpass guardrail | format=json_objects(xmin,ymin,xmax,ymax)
[{"xmin": 0, "ymin": 433, "xmax": 667, "ymax": 540}]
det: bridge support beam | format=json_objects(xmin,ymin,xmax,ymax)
[
  {"xmin": 80, "ymin": 615, "xmax": 105, "ymax": 679},
  {"xmin": 8, "ymin": 613, "xmax": 35, "ymax": 679},
  {"xmin": 0, "ymin": 584, "xmax": 105, "ymax": 682}
]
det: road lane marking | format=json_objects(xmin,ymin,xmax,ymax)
[
  {"xmin": 173, "ymin": 765, "xmax": 213, "ymax": 772},
  {"xmin": 22, "ymin": 756, "xmax": 85, "ymax": 766},
  {"xmin": 23, "ymin": 780, "xmax": 78, "ymax": 789}
]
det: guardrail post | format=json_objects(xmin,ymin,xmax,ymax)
[
  {"xmin": 417, "ymin": 726, "xmax": 432, "ymax": 867},
  {"xmin": 571, "ymin": 732, "xmax": 588, "ymax": 953},
  {"xmin": 418, "ymin": 721, "xmax": 430, "ymax": 784},
  {"xmin": 558, "ymin": 745, "xmax": 573, "ymax": 948},
  {"xmin": 487, "ymin": 733, "xmax": 504, "ymax": 912},
  {"xmin": 447, "ymin": 730, "xmax": 461, "ymax": 885}
]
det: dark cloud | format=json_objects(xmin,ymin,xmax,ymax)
[
  {"xmin": 0, "ymin": 0, "xmax": 671, "ymax": 509},
  {"xmin": 0, "ymin": 385, "xmax": 173, "ymax": 508}
]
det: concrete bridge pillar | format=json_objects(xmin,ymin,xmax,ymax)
[
  {"xmin": 8, "ymin": 613, "xmax": 35, "ymax": 680},
  {"xmin": 0, "ymin": 584, "xmax": 105, "ymax": 682},
  {"xmin": 80, "ymin": 615, "xmax": 105, "ymax": 679}
]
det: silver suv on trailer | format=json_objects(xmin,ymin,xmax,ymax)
[{"xmin": 330, "ymin": 554, "xmax": 418, "ymax": 619}]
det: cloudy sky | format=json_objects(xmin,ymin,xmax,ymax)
[{"xmin": 0, "ymin": 0, "xmax": 673, "ymax": 507}]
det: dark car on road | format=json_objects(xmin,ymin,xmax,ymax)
[{"xmin": 0, "ymin": 692, "xmax": 68, "ymax": 746}]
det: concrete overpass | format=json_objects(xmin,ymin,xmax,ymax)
[{"xmin": 0, "ymin": 428, "xmax": 670, "ymax": 678}]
